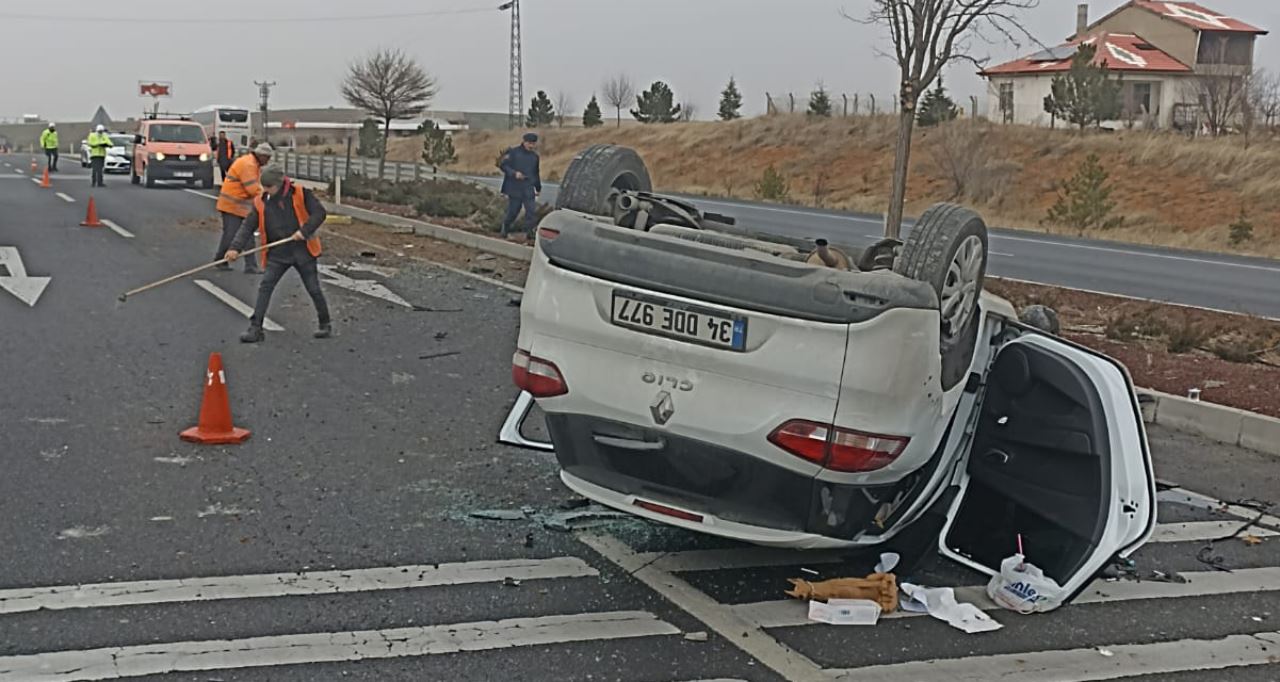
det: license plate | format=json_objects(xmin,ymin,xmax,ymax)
[
  {"xmin": 611, "ymin": 291, "xmax": 747, "ymax": 351},
  {"xmin": 173, "ymin": 172, "xmax": 194, "ymax": 178}
]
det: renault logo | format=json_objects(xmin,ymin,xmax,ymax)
[
  {"xmin": 650, "ymin": 390, "xmax": 675, "ymax": 425},
  {"xmin": 179, "ymin": 154, "xmax": 187, "ymax": 161}
]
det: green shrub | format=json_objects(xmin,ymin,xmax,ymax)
[
  {"xmin": 1165, "ymin": 315, "xmax": 1214, "ymax": 354},
  {"xmin": 755, "ymin": 164, "xmax": 790, "ymax": 202},
  {"xmin": 1043, "ymin": 153, "xmax": 1123, "ymax": 234},
  {"xmin": 1228, "ymin": 209, "xmax": 1254, "ymax": 247}
]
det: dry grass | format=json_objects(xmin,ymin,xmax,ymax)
[{"xmin": 383, "ymin": 116, "xmax": 1280, "ymax": 258}]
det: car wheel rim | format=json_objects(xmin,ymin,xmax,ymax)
[{"xmin": 939, "ymin": 235, "xmax": 984, "ymax": 339}]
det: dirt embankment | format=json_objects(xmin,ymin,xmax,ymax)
[{"xmin": 385, "ymin": 115, "xmax": 1280, "ymax": 259}]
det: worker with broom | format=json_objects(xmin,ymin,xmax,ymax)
[{"xmin": 224, "ymin": 166, "xmax": 332, "ymax": 343}]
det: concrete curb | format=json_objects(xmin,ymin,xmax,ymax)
[
  {"xmin": 1139, "ymin": 390, "xmax": 1280, "ymax": 457},
  {"xmin": 323, "ymin": 201, "xmax": 534, "ymax": 262},
  {"xmin": 329, "ymin": 199, "xmax": 1280, "ymax": 460}
]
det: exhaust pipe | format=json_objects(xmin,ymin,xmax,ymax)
[{"xmin": 814, "ymin": 239, "xmax": 840, "ymax": 268}]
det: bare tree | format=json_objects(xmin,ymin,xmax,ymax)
[
  {"xmin": 602, "ymin": 74, "xmax": 636, "ymax": 128},
  {"xmin": 554, "ymin": 91, "xmax": 574, "ymax": 128},
  {"xmin": 849, "ymin": 1, "xmax": 1038, "ymax": 239},
  {"xmin": 1249, "ymin": 68, "xmax": 1280, "ymax": 129},
  {"xmin": 1183, "ymin": 71, "xmax": 1249, "ymax": 137},
  {"xmin": 341, "ymin": 47, "xmax": 437, "ymax": 175},
  {"xmin": 679, "ymin": 101, "xmax": 698, "ymax": 122}
]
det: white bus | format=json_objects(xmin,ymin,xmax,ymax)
[{"xmin": 192, "ymin": 105, "xmax": 252, "ymax": 147}]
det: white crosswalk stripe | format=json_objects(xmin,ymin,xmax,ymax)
[
  {"xmin": 0, "ymin": 557, "xmax": 597, "ymax": 614},
  {"xmin": 0, "ymin": 612, "xmax": 679, "ymax": 681},
  {"xmin": 826, "ymin": 631, "xmax": 1280, "ymax": 681}
]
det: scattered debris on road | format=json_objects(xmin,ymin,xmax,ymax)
[{"xmin": 419, "ymin": 351, "xmax": 460, "ymax": 361}]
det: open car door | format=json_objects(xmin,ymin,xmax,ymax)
[{"xmin": 939, "ymin": 333, "xmax": 1157, "ymax": 604}]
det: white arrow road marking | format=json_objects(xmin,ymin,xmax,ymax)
[
  {"xmin": 192, "ymin": 280, "xmax": 284, "ymax": 331},
  {"xmin": 318, "ymin": 263, "xmax": 411, "ymax": 308},
  {"xmin": 99, "ymin": 218, "xmax": 134, "ymax": 239},
  {"xmin": 54, "ymin": 192, "xmax": 74, "ymax": 203},
  {"xmin": 0, "ymin": 247, "xmax": 51, "ymax": 307}
]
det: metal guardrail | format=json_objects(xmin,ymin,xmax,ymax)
[{"xmin": 274, "ymin": 150, "xmax": 461, "ymax": 185}]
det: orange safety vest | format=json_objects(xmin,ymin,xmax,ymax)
[
  {"xmin": 220, "ymin": 140, "xmax": 235, "ymax": 162},
  {"xmin": 216, "ymin": 154, "xmax": 263, "ymax": 217},
  {"xmin": 254, "ymin": 179, "xmax": 323, "ymax": 268}
]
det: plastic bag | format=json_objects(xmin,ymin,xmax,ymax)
[{"xmin": 986, "ymin": 554, "xmax": 1065, "ymax": 614}]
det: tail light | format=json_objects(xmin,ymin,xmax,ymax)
[
  {"xmin": 537, "ymin": 226, "xmax": 561, "ymax": 241},
  {"xmin": 768, "ymin": 420, "xmax": 909, "ymax": 473},
  {"xmin": 512, "ymin": 350, "xmax": 568, "ymax": 397}
]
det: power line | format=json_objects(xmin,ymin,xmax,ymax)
[{"xmin": 0, "ymin": 7, "xmax": 493, "ymax": 24}]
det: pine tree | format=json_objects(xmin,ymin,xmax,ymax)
[
  {"xmin": 1044, "ymin": 153, "xmax": 1124, "ymax": 234},
  {"xmin": 631, "ymin": 81, "xmax": 682, "ymax": 123},
  {"xmin": 754, "ymin": 164, "xmax": 790, "ymax": 201},
  {"xmin": 917, "ymin": 80, "xmax": 960, "ymax": 127},
  {"xmin": 807, "ymin": 84, "xmax": 832, "ymax": 117},
  {"xmin": 719, "ymin": 77, "xmax": 743, "ymax": 121},
  {"xmin": 357, "ymin": 118, "xmax": 383, "ymax": 159},
  {"xmin": 419, "ymin": 120, "xmax": 456, "ymax": 173},
  {"xmin": 1043, "ymin": 44, "xmax": 1124, "ymax": 131},
  {"xmin": 526, "ymin": 90, "xmax": 555, "ymax": 128},
  {"xmin": 582, "ymin": 95, "xmax": 604, "ymax": 128}
]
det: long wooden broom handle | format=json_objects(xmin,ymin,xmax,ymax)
[{"xmin": 118, "ymin": 236, "xmax": 297, "ymax": 301}]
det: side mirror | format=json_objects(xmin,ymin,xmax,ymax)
[{"xmin": 134, "ymin": 134, "xmax": 144, "ymax": 144}]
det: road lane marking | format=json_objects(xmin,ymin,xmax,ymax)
[
  {"xmin": 0, "ymin": 247, "xmax": 52, "ymax": 307},
  {"xmin": 826, "ymin": 630, "xmax": 1280, "ymax": 682},
  {"xmin": 54, "ymin": 192, "xmax": 74, "ymax": 203},
  {"xmin": 99, "ymin": 218, "xmax": 134, "ymax": 239},
  {"xmin": 31, "ymin": 177, "xmax": 40, "ymax": 184},
  {"xmin": 0, "ymin": 557, "xmax": 597, "ymax": 614},
  {"xmin": 580, "ymin": 533, "xmax": 829, "ymax": 682},
  {"xmin": 183, "ymin": 188, "xmax": 219, "ymax": 200},
  {"xmin": 734, "ymin": 565, "xmax": 1280, "ymax": 630},
  {"xmin": 317, "ymin": 264, "xmax": 411, "ymax": 307},
  {"xmin": 192, "ymin": 279, "xmax": 284, "ymax": 331},
  {"xmin": 0, "ymin": 611, "xmax": 679, "ymax": 681}
]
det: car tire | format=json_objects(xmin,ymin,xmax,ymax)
[
  {"xmin": 143, "ymin": 164, "xmax": 155, "ymax": 188},
  {"xmin": 555, "ymin": 144, "xmax": 652, "ymax": 216},
  {"xmin": 893, "ymin": 203, "xmax": 988, "ymax": 391}
]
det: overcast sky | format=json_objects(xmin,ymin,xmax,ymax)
[{"xmin": 3, "ymin": 0, "xmax": 1277, "ymax": 122}]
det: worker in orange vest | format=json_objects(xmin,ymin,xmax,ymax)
[
  {"xmin": 224, "ymin": 167, "xmax": 331, "ymax": 343},
  {"xmin": 214, "ymin": 143, "xmax": 274, "ymax": 274}
]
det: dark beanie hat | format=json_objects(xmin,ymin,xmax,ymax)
[{"xmin": 523, "ymin": 132, "xmax": 538, "ymax": 142}]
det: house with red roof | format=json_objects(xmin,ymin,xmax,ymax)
[{"xmin": 980, "ymin": 1, "xmax": 1267, "ymax": 129}]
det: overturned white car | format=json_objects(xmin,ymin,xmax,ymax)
[{"xmin": 501, "ymin": 145, "xmax": 1156, "ymax": 603}]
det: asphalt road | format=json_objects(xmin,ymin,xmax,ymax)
[
  {"xmin": 2, "ymin": 153, "xmax": 1279, "ymax": 681},
  {"xmin": 469, "ymin": 175, "xmax": 1280, "ymax": 319}
]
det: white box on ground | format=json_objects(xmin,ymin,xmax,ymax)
[{"xmin": 807, "ymin": 599, "xmax": 881, "ymax": 625}]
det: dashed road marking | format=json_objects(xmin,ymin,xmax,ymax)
[
  {"xmin": 0, "ymin": 611, "xmax": 680, "ymax": 681},
  {"xmin": 31, "ymin": 177, "xmax": 41, "ymax": 185},
  {"xmin": 99, "ymin": 218, "xmax": 134, "ymax": 239},
  {"xmin": 54, "ymin": 192, "xmax": 74, "ymax": 203},
  {"xmin": 0, "ymin": 557, "xmax": 598, "ymax": 614},
  {"xmin": 192, "ymin": 279, "xmax": 284, "ymax": 331},
  {"xmin": 183, "ymin": 188, "xmax": 219, "ymax": 200}
]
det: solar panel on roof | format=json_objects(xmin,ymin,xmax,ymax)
[{"xmin": 1026, "ymin": 45, "xmax": 1080, "ymax": 62}]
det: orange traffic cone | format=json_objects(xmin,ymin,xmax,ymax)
[
  {"xmin": 40, "ymin": 168, "xmax": 51, "ymax": 188},
  {"xmin": 179, "ymin": 352, "xmax": 251, "ymax": 444},
  {"xmin": 29, "ymin": 159, "xmax": 37, "ymax": 173},
  {"xmin": 80, "ymin": 196, "xmax": 103, "ymax": 227}
]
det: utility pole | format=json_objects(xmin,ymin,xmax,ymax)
[
  {"xmin": 498, "ymin": 1, "xmax": 523, "ymax": 130},
  {"xmin": 255, "ymin": 80, "xmax": 276, "ymax": 144}
]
